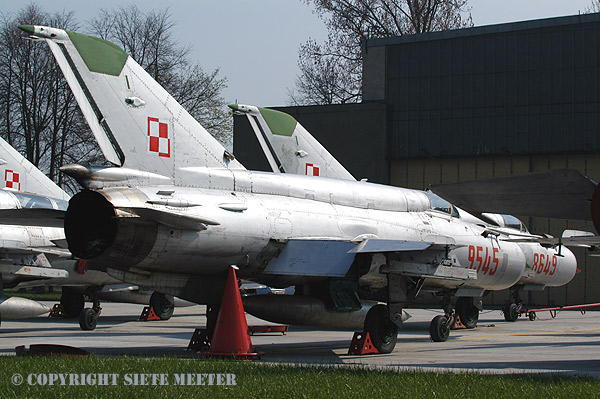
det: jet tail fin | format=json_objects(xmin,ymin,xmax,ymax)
[
  {"xmin": 231, "ymin": 104, "xmax": 355, "ymax": 181},
  {"xmin": 22, "ymin": 25, "xmax": 244, "ymax": 180},
  {"xmin": 0, "ymin": 136, "xmax": 69, "ymax": 201}
]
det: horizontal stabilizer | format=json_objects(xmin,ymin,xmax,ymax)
[
  {"xmin": 118, "ymin": 207, "xmax": 219, "ymax": 231},
  {"xmin": 0, "ymin": 209, "xmax": 65, "ymax": 228},
  {"xmin": 502, "ymin": 234, "xmax": 600, "ymax": 247},
  {"xmin": 0, "ymin": 264, "xmax": 68, "ymax": 278},
  {"xmin": 431, "ymin": 169, "xmax": 596, "ymax": 220}
]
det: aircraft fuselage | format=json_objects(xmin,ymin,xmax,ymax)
[{"xmin": 64, "ymin": 169, "xmax": 577, "ymax": 302}]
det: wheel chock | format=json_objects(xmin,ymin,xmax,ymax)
[
  {"xmin": 347, "ymin": 332, "xmax": 379, "ymax": 355},
  {"xmin": 16, "ymin": 344, "xmax": 89, "ymax": 358},
  {"xmin": 451, "ymin": 315, "xmax": 466, "ymax": 330},
  {"xmin": 248, "ymin": 325, "xmax": 289, "ymax": 335},
  {"xmin": 188, "ymin": 328, "xmax": 211, "ymax": 351},
  {"xmin": 139, "ymin": 306, "xmax": 161, "ymax": 321}
]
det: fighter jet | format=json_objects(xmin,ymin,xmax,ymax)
[
  {"xmin": 232, "ymin": 104, "xmax": 582, "ymax": 324},
  {"xmin": 23, "ymin": 25, "xmax": 580, "ymax": 352},
  {"xmin": 0, "ymin": 136, "xmax": 69, "ymax": 318},
  {"xmin": 0, "ymin": 134, "xmax": 188, "ymax": 328}
]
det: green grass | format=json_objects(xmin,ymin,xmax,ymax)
[
  {"xmin": 0, "ymin": 356, "xmax": 598, "ymax": 399},
  {"xmin": 4, "ymin": 288, "xmax": 62, "ymax": 302}
]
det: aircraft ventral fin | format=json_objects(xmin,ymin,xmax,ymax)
[{"xmin": 118, "ymin": 207, "xmax": 219, "ymax": 231}]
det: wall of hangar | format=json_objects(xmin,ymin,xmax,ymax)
[{"xmin": 390, "ymin": 153, "xmax": 600, "ymax": 307}]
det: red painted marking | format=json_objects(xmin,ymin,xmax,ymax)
[
  {"xmin": 147, "ymin": 117, "xmax": 170, "ymax": 158},
  {"xmin": 5, "ymin": 169, "xmax": 20, "ymax": 190}
]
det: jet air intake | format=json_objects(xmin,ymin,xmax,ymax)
[{"xmin": 64, "ymin": 189, "xmax": 157, "ymax": 267}]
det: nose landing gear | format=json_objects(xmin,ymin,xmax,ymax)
[{"xmin": 79, "ymin": 295, "xmax": 101, "ymax": 331}]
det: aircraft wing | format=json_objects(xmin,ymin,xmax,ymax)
[
  {"xmin": 0, "ymin": 208, "xmax": 65, "ymax": 228},
  {"xmin": 263, "ymin": 238, "xmax": 457, "ymax": 278},
  {"xmin": 431, "ymin": 169, "xmax": 596, "ymax": 221}
]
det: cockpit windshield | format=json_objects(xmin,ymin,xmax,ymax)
[
  {"xmin": 501, "ymin": 214, "xmax": 528, "ymax": 233},
  {"xmin": 424, "ymin": 192, "xmax": 460, "ymax": 218}
]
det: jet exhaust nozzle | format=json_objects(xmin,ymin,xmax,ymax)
[{"xmin": 64, "ymin": 190, "xmax": 157, "ymax": 267}]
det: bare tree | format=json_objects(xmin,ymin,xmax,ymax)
[
  {"xmin": 0, "ymin": 4, "xmax": 103, "ymax": 194},
  {"xmin": 289, "ymin": 0, "xmax": 473, "ymax": 105},
  {"xmin": 89, "ymin": 6, "xmax": 232, "ymax": 145},
  {"xmin": 586, "ymin": 0, "xmax": 600, "ymax": 13}
]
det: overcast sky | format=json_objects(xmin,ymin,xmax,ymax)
[{"xmin": 2, "ymin": 0, "xmax": 597, "ymax": 106}]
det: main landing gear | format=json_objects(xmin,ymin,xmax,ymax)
[
  {"xmin": 455, "ymin": 297, "xmax": 480, "ymax": 329},
  {"xmin": 149, "ymin": 292, "xmax": 175, "ymax": 320},
  {"xmin": 364, "ymin": 304, "xmax": 398, "ymax": 354}
]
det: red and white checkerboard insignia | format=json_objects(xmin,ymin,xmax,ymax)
[
  {"xmin": 305, "ymin": 163, "xmax": 320, "ymax": 176},
  {"xmin": 147, "ymin": 117, "xmax": 170, "ymax": 158},
  {"xmin": 5, "ymin": 169, "xmax": 20, "ymax": 190}
]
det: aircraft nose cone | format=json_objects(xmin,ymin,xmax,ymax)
[{"xmin": 18, "ymin": 25, "xmax": 35, "ymax": 35}]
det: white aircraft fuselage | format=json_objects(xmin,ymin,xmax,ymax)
[{"xmin": 65, "ymin": 168, "xmax": 577, "ymax": 301}]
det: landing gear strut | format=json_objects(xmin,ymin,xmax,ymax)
[
  {"xmin": 79, "ymin": 292, "xmax": 101, "ymax": 331},
  {"xmin": 503, "ymin": 286, "xmax": 522, "ymax": 322},
  {"xmin": 61, "ymin": 287, "xmax": 84, "ymax": 318}
]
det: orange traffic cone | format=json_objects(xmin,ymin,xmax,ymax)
[{"xmin": 208, "ymin": 266, "xmax": 260, "ymax": 357}]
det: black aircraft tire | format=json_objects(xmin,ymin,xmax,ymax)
[
  {"xmin": 61, "ymin": 288, "xmax": 85, "ymax": 318},
  {"xmin": 455, "ymin": 297, "xmax": 479, "ymax": 329},
  {"xmin": 503, "ymin": 303, "xmax": 519, "ymax": 322},
  {"xmin": 150, "ymin": 292, "xmax": 175, "ymax": 320},
  {"xmin": 364, "ymin": 304, "xmax": 398, "ymax": 354},
  {"xmin": 79, "ymin": 308, "xmax": 97, "ymax": 331},
  {"xmin": 430, "ymin": 315, "xmax": 450, "ymax": 342}
]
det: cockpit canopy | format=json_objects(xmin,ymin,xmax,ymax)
[
  {"xmin": 482, "ymin": 213, "xmax": 529, "ymax": 233},
  {"xmin": 424, "ymin": 192, "xmax": 460, "ymax": 218}
]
